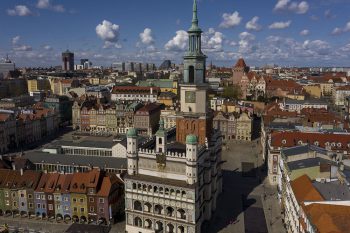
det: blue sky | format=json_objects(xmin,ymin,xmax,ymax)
[{"xmin": 1, "ymin": 0, "xmax": 350, "ymax": 67}]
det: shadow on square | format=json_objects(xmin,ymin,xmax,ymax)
[{"xmin": 201, "ymin": 161, "xmax": 267, "ymax": 233}]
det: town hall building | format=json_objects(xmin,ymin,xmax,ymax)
[{"xmin": 124, "ymin": 1, "xmax": 223, "ymax": 232}]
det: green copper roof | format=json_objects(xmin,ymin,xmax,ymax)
[
  {"xmin": 189, "ymin": 0, "xmax": 201, "ymax": 32},
  {"xmin": 127, "ymin": 128, "xmax": 137, "ymax": 138},
  {"xmin": 137, "ymin": 79, "xmax": 173, "ymax": 88},
  {"xmin": 155, "ymin": 119, "xmax": 166, "ymax": 137},
  {"xmin": 186, "ymin": 134, "xmax": 198, "ymax": 145}
]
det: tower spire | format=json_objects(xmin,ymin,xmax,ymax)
[{"xmin": 192, "ymin": 0, "xmax": 198, "ymax": 27}]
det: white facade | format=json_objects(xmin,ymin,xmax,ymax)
[
  {"xmin": 124, "ymin": 130, "xmax": 223, "ymax": 233},
  {"xmin": 333, "ymin": 88, "xmax": 350, "ymax": 106},
  {"xmin": 111, "ymin": 92, "xmax": 157, "ymax": 103},
  {"xmin": 279, "ymin": 99, "xmax": 328, "ymax": 113}
]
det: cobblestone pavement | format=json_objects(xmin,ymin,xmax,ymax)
[
  {"xmin": 204, "ymin": 139, "xmax": 286, "ymax": 233},
  {"xmin": 0, "ymin": 216, "xmax": 70, "ymax": 233}
]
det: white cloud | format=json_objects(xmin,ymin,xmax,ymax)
[
  {"xmin": 246, "ymin": 16, "xmax": 262, "ymax": 31},
  {"xmin": 202, "ymin": 28, "xmax": 224, "ymax": 52},
  {"xmin": 274, "ymin": 0, "xmax": 290, "ymax": 11},
  {"xmin": 12, "ymin": 36, "xmax": 21, "ymax": 45},
  {"xmin": 96, "ymin": 20, "xmax": 121, "ymax": 49},
  {"xmin": 219, "ymin": 12, "xmax": 242, "ymax": 28},
  {"xmin": 302, "ymin": 40, "xmax": 331, "ymax": 55},
  {"xmin": 37, "ymin": 0, "xmax": 50, "ymax": 9},
  {"xmin": 238, "ymin": 31, "xmax": 256, "ymax": 54},
  {"xmin": 288, "ymin": 1, "xmax": 309, "ymax": 14},
  {"xmin": 139, "ymin": 28, "xmax": 154, "ymax": 45},
  {"xmin": 274, "ymin": 0, "xmax": 309, "ymax": 14},
  {"xmin": 7, "ymin": 5, "xmax": 32, "ymax": 16},
  {"xmin": 44, "ymin": 45, "xmax": 52, "ymax": 50},
  {"xmin": 11, "ymin": 36, "xmax": 32, "ymax": 52},
  {"xmin": 300, "ymin": 29, "xmax": 309, "ymax": 36},
  {"xmin": 331, "ymin": 21, "xmax": 350, "ymax": 35},
  {"xmin": 164, "ymin": 30, "xmax": 188, "ymax": 51},
  {"xmin": 332, "ymin": 27, "xmax": 343, "ymax": 35},
  {"xmin": 13, "ymin": 45, "xmax": 32, "ymax": 51},
  {"xmin": 36, "ymin": 0, "xmax": 65, "ymax": 12},
  {"xmin": 269, "ymin": 20, "xmax": 291, "ymax": 29}
]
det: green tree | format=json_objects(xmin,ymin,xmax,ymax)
[{"xmin": 223, "ymin": 85, "xmax": 242, "ymax": 99}]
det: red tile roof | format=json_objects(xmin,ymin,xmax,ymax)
[
  {"xmin": 112, "ymin": 86, "xmax": 160, "ymax": 94},
  {"xmin": 291, "ymin": 175, "xmax": 324, "ymax": 204},
  {"xmin": 305, "ymin": 203, "xmax": 350, "ymax": 233},
  {"xmin": 271, "ymin": 131, "xmax": 350, "ymax": 151},
  {"xmin": 234, "ymin": 58, "xmax": 247, "ymax": 68}
]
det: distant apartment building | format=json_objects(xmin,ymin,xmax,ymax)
[
  {"xmin": 213, "ymin": 111, "xmax": 253, "ymax": 141},
  {"xmin": 160, "ymin": 109, "xmax": 177, "ymax": 129},
  {"xmin": 0, "ymin": 107, "xmax": 59, "ymax": 153},
  {"xmin": 72, "ymin": 98, "xmax": 143, "ymax": 134},
  {"xmin": 0, "ymin": 78, "xmax": 27, "ymax": 98},
  {"xmin": 0, "ymin": 57, "xmax": 15, "ymax": 78},
  {"xmin": 136, "ymin": 79, "xmax": 179, "ymax": 95},
  {"xmin": 333, "ymin": 86, "xmax": 350, "ymax": 106},
  {"xmin": 44, "ymin": 95, "xmax": 73, "ymax": 126},
  {"xmin": 0, "ymin": 95, "xmax": 34, "ymax": 109},
  {"xmin": 27, "ymin": 78, "xmax": 51, "ymax": 93},
  {"xmin": 239, "ymin": 73, "xmax": 266, "ymax": 100},
  {"xmin": 111, "ymin": 86, "xmax": 160, "ymax": 103},
  {"xmin": 279, "ymin": 98, "xmax": 328, "ymax": 113},
  {"xmin": 267, "ymin": 131, "xmax": 350, "ymax": 185},
  {"xmin": 133, "ymin": 103, "xmax": 162, "ymax": 136},
  {"xmin": 50, "ymin": 78, "xmax": 80, "ymax": 96},
  {"xmin": 62, "ymin": 50, "xmax": 74, "ymax": 71},
  {"xmin": 112, "ymin": 62, "xmax": 125, "ymax": 72}
]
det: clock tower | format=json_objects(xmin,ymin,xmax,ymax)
[{"xmin": 176, "ymin": 0, "xmax": 213, "ymax": 145}]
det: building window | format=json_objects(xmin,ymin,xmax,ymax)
[
  {"xmin": 99, "ymin": 208, "xmax": 104, "ymax": 213},
  {"xmin": 28, "ymin": 194, "xmax": 33, "ymax": 199},
  {"xmin": 20, "ymin": 193, "xmax": 24, "ymax": 198},
  {"xmin": 64, "ymin": 197, "xmax": 68, "ymax": 202},
  {"xmin": 80, "ymin": 198, "xmax": 84, "ymax": 203},
  {"xmin": 80, "ymin": 208, "xmax": 85, "ymax": 213},
  {"xmin": 65, "ymin": 206, "xmax": 69, "ymax": 211},
  {"xmin": 4, "ymin": 192, "xmax": 9, "ymax": 198},
  {"xmin": 49, "ymin": 204, "xmax": 53, "ymax": 210},
  {"xmin": 41, "ymin": 195, "xmax": 45, "ymax": 200},
  {"xmin": 73, "ymin": 207, "xmax": 77, "ymax": 212},
  {"xmin": 73, "ymin": 198, "xmax": 77, "ymax": 203},
  {"xmin": 89, "ymin": 197, "xmax": 94, "ymax": 203},
  {"xmin": 48, "ymin": 195, "xmax": 53, "ymax": 200},
  {"xmin": 29, "ymin": 203, "xmax": 33, "ymax": 208},
  {"xmin": 99, "ymin": 198, "xmax": 104, "ymax": 203},
  {"xmin": 37, "ymin": 203, "xmax": 41, "ymax": 209},
  {"xmin": 90, "ymin": 206, "xmax": 94, "ymax": 212}
]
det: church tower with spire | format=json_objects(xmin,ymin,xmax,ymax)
[{"xmin": 177, "ymin": 0, "xmax": 213, "ymax": 145}]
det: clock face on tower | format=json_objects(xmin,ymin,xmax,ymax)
[
  {"xmin": 185, "ymin": 91, "xmax": 196, "ymax": 103},
  {"xmin": 196, "ymin": 63, "xmax": 203, "ymax": 69}
]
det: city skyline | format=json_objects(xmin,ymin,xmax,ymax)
[{"xmin": 1, "ymin": 0, "xmax": 350, "ymax": 67}]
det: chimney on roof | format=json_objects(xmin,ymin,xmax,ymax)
[
  {"xmin": 12, "ymin": 163, "xmax": 15, "ymax": 171},
  {"xmin": 20, "ymin": 168, "xmax": 23, "ymax": 176}
]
